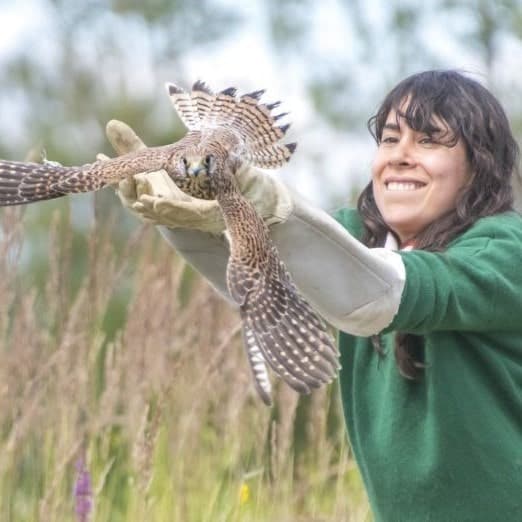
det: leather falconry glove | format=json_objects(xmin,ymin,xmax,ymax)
[{"xmin": 108, "ymin": 120, "xmax": 293, "ymax": 234}]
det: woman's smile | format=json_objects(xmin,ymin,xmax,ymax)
[{"xmin": 372, "ymin": 107, "xmax": 471, "ymax": 243}]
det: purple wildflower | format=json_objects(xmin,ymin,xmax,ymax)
[{"xmin": 74, "ymin": 457, "xmax": 93, "ymax": 522}]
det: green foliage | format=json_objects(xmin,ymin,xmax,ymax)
[
  {"xmin": 0, "ymin": 0, "xmax": 240, "ymax": 162},
  {"xmin": 265, "ymin": 0, "xmax": 313, "ymax": 54}
]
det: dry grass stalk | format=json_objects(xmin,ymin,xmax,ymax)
[{"xmin": 0, "ymin": 200, "xmax": 366, "ymax": 521}]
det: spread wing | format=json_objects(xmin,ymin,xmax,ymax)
[
  {"xmin": 0, "ymin": 146, "xmax": 178, "ymax": 206},
  {"xmin": 166, "ymin": 81, "xmax": 296, "ymax": 169},
  {"xmin": 0, "ymin": 160, "xmax": 72, "ymax": 205},
  {"xmin": 228, "ymin": 247, "xmax": 339, "ymax": 395}
]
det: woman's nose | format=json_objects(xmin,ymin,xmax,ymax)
[{"xmin": 388, "ymin": 138, "xmax": 416, "ymax": 167}]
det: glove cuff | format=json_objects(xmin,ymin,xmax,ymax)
[{"xmin": 270, "ymin": 194, "xmax": 406, "ymax": 336}]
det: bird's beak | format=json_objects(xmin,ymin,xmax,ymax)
[{"xmin": 187, "ymin": 160, "xmax": 205, "ymax": 177}]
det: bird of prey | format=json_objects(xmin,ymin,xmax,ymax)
[{"xmin": 0, "ymin": 81, "xmax": 339, "ymax": 405}]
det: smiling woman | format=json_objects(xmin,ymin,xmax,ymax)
[
  {"xmin": 112, "ymin": 70, "xmax": 521, "ymax": 521},
  {"xmin": 371, "ymin": 109, "xmax": 470, "ymax": 243},
  {"xmin": 360, "ymin": 71, "xmax": 516, "ymax": 252}
]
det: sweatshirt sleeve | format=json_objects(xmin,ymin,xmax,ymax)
[{"xmin": 386, "ymin": 213, "xmax": 522, "ymax": 334}]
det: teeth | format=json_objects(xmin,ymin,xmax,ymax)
[{"xmin": 386, "ymin": 181, "xmax": 423, "ymax": 191}]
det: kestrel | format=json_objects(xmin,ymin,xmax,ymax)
[{"xmin": 0, "ymin": 81, "xmax": 339, "ymax": 405}]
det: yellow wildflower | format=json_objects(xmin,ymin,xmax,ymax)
[{"xmin": 239, "ymin": 483, "xmax": 250, "ymax": 505}]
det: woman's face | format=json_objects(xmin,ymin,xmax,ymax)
[{"xmin": 371, "ymin": 107, "xmax": 471, "ymax": 244}]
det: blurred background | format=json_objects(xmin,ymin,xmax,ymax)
[{"xmin": 0, "ymin": 1, "xmax": 521, "ymax": 521}]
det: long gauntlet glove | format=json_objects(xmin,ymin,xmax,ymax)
[{"xmin": 108, "ymin": 120, "xmax": 405, "ymax": 337}]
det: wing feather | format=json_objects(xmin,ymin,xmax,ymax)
[
  {"xmin": 165, "ymin": 81, "xmax": 297, "ymax": 169},
  {"xmin": 242, "ymin": 325, "xmax": 273, "ymax": 405},
  {"xmin": 228, "ymin": 244, "xmax": 339, "ymax": 393}
]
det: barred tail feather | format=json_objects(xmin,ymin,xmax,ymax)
[
  {"xmin": 191, "ymin": 80, "xmax": 214, "ymax": 123},
  {"xmin": 166, "ymin": 80, "xmax": 297, "ymax": 169},
  {"xmin": 234, "ymin": 267, "xmax": 339, "ymax": 394},
  {"xmin": 245, "ymin": 143, "xmax": 297, "ymax": 169},
  {"xmin": 241, "ymin": 311, "xmax": 312, "ymax": 395},
  {"xmin": 166, "ymin": 83, "xmax": 201, "ymax": 130},
  {"xmin": 211, "ymin": 90, "xmax": 296, "ymax": 168},
  {"xmin": 242, "ymin": 326, "xmax": 273, "ymax": 406}
]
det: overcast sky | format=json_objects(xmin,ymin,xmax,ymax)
[{"xmin": 1, "ymin": 1, "xmax": 521, "ymax": 207}]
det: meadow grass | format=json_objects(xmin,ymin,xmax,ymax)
[{"xmin": 0, "ymin": 200, "xmax": 370, "ymax": 521}]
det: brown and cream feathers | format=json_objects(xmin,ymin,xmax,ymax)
[{"xmin": 0, "ymin": 81, "xmax": 339, "ymax": 405}]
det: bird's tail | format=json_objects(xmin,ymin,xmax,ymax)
[{"xmin": 166, "ymin": 81, "xmax": 297, "ymax": 169}]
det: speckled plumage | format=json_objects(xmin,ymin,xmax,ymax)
[
  {"xmin": 0, "ymin": 81, "xmax": 339, "ymax": 405},
  {"xmin": 216, "ymin": 159, "xmax": 339, "ymax": 404}
]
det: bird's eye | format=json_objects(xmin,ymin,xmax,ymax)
[
  {"xmin": 182, "ymin": 157, "xmax": 188, "ymax": 167},
  {"xmin": 204, "ymin": 154, "xmax": 214, "ymax": 168}
]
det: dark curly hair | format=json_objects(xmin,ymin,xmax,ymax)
[{"xmin": 358, "ymin": 70, "xmax": 519, "ymax": 378}]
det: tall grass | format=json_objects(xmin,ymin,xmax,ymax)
[{"xmin": 0, "ymin": 197, "xmax": 369, "ymax": 522}]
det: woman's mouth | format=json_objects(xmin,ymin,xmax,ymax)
[{"xmin": 385, "ymin": 181, "xmax": 426, "ymax": 191}]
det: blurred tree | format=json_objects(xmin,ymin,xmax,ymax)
[
  {"xmin": 441, "ymin": 0, "xmax": 522, "ymax": 206},
  {"xmin": 0, "ymin": 0, "xmax": 240, "ymax": 162},
  {"xmin": 264, "ymin": 0, "xmax": 313, "ymax": 52},
  {"xmin": 0, "ymin": 0, "xmax": 241, "ymax": 335},
  {"xmin": 442, "ymin": 0, "xmax": 522, "ymax": 78},
  {"xmin": 1, "ymin": 0, "xmax": 522, "ymax": 319},
  {"xmin": 260, "ymin": 0, "xmax": 522, "ymax": 205}
]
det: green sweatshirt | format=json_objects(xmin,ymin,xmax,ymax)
[{"xmin": 334, "ymin": 209, "xmax": 522, "ymax": 522}]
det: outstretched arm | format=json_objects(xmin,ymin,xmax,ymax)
[{"xmin": 108, "ymin": 121, "xmax": 405, "ymax": 337}]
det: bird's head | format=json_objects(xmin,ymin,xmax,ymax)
[{"xmin": 180, "ymin": 153, "xmax": 216, "ymax": 178}]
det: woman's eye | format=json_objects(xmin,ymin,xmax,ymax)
[{"xmin": 381, "ymin": 136, "xmax": 398, "ymax": 144}]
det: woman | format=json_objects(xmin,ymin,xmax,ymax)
[{"xmin": 113, "ymin": 70, "xmax": 522, "ymax": 521}]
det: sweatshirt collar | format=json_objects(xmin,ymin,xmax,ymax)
[{"xmin": 384, "ymin": 232, "xmax": 415, "ymax": 251}]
